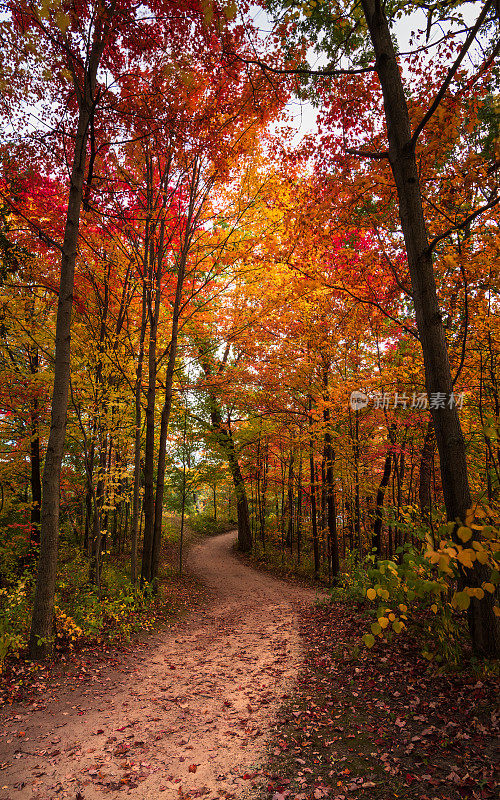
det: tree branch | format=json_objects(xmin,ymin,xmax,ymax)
[
  {"xmin": 225, "ymin": 52, "xmax": 375, "ymax": 77},
  {"xmin": 410, "ymin": 0, "xmax": 494, "ymax": 149},
  {"xmin": 427, "ymin": 192, "xmax": 500, "ymax": 254}
]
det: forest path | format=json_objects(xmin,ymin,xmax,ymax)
[{"xmin": 1, "ymin": 532, "xmax": 317, "ymax": 800}]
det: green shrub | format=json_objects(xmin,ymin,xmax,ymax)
[{"xmin": 188, "ymin": 513, "xmax": 233, "ymax": 537}]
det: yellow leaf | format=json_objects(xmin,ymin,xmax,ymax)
[
  {"xmin": 366, "ymin": 588, "xmax": 376, "ymax": 601},
  {"xmin": 457, "ymin": 549, "xmax": 476, "ymax": 568},
  {"xmin": 378, "ymin": 617, "xmax": 389, "ymax": 629},
  {"xmin": 55, "ymin": 11, "xmax": 70, "ymax": 33},
  {"xmin": 457, "ymin": 526, "xmax": 472, "ymax": 542},
  {"xmin": 494, "ymin": 606, "xmax": 500, "ymax": 618},
  {"xmin": 452, "ymin": 591, "xmax": 471, "ymax": 610},
  {"xmin": 482, "ymin": 582, "xmax": 495, "ymax": 593},
  {"xmin": 431, "ymin": 603, "xmax": 438, "ymax": 613}
]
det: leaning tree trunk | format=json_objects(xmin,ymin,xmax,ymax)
[
  {"xmin": 361, "ymin": 0, "xmax": 499, "ymax": 656},
  {"xmin": 200, "ymin": 352, "xmax": 252, "ymax": 552},
  {"xmin": 227, "ymin": 430, "xmax": 252, "ymax": 552},
  {"xmin": 28, "ymin": 41, "xmax": 105, "ymax": 658}
]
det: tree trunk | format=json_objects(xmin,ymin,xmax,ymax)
[
  {"xmin": 419, "ymin": 417, "xmax": 436, "ymax": 518},
  {"xmin": 361, "ymin": 0, "xmax": 498, "ymax": 656},
  {"xmin": 323, "ymin": 369, "xmax": 340, "ymax": 579},
  {"xmin": 131, "ymin": 281, "xmax": 147, "ymax": 585},
  {"xmin": 373, "ymin": 446, "xmax": 392, "ymax": 558},
  {"xmin": 29, "ymin": 343, "xmax": 41, "ymax": 545},
  {"xmin": 28, "ymin": 42, "xmax": 104, "ymax": 658},
  {"xmin": 140, "ymin": 263, "xmax": 161, "ymax": 586},
  {"xmin": 200, "ymin": 352, "xmax": 252, "ymax": 552},
  {"xmin": 308, "ymin": 399, "xmax": 320, "ymax": 578},
  {"xmin": 151, "ymin": 232, "xmax": 189, "ymax": 586},
  {"xmin": 286, "ymin": 450, "xmax": 294, "ymax": 549},
  {"xmin": 227, "ymin": 432, "xmax": 252, "ymax": 552}
]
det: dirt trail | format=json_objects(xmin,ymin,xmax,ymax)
[{"xmin": 0, "ymin": 532, "xmax": 317, "ymax": 800}]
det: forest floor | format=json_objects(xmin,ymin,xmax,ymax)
[
  {"xmin": 257, "ymin": 602, "xmax": 499, "ymax": 800},
  {"xmin": 0, "ymin": 531, "xmax": 317, "ymax": 800},
  {"xmin": 0, "ymin": 533, "xmax": 498, "ymax": 800}
]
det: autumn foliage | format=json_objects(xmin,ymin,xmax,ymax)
[{"xmin": 0, "ymin": 0, "xmax": 499, "ymax": 667}]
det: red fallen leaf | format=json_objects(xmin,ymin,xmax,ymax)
[{"xmin": 188, "ymin": 764, "xmax": 197, "ymax": 773}]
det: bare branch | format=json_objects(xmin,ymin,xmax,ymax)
[{"xmin": 410, "ymin": 0, "xmax": 495, "ymax": 149}]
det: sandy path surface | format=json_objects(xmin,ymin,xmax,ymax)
[{"xmin": 0, "ymin": 532, "xmax": 317, "ymax": 800}]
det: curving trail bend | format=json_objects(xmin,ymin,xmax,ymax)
[{"xmin": 0, "ymin": 532, "xmax": 317, "ymax": 800}]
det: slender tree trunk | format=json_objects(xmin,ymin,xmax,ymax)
[
  {"xmin": 323, "ymin": 369, "xmax": 340, "ymax": 579},
  {"xmin": 89, "ymin": 438, "xmax": 107, "ymax": 585},
  {"xmin": 141, "ymin": 266, "xmax": 161, "ymax": 586},
  {"xmin": 28, "ymin": 44, "xmax": 105, "ymax": 658},
  {"xmin": 201, "ymin": 352, "xmax": 252, "ymax": 552},
  {"xmin": 286, "ymin": 450, "xmax": 294, "ymax": 550},
  {"xmin": 361, "ymin": 0, "xmax": 498, "ymax": 656},
  {"xmin": 29, "ymin": 343, "xmax": 41, "ymax": 545},
  {"xmin": 131, "ymin": 266, "xmax": 148, "ymax": 585},
  {"xmin": 179, "ymin": 397, "xmax": 188, "ymax": 576},
  {"xmin": 227, "ymin": 434, "xmax": 252, "ymax": 551},
  {"xmin": 419, "ymin": 417, "xmax": 436, "ymax": 518},
  {"xmin": 308, "ymin": 399, "xmax": 320, "ymax": 578},
  {"xmin": 373, "ymin": 446, "xmax": 392, "ymax": 558},
  {"xmin": 151, "ymin": 237, "xmax": 189, "ymax": 586},
  {"xmin": 297, "ymin": 453, "xmax": 302, "ymax": 564}
]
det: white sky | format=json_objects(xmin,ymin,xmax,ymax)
[{"xmin": 250, "ymin": 2, "xmax": 484, "ymax": 145}]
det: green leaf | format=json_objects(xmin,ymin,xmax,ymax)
[{"xmin": 452, "ymin": 590, "xmax": 471, "ymax": 611}]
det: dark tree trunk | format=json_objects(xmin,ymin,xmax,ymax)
[
  {"xmin": 286, "ymin": 451, "xmax": 294, "ymax": 550},
  {"xmin": 308, "ymin": 399, "xmax": 320, "ymax": 578},
  {"xmin": 28, "ymin": 35, "xmax": 106, "ymax": 659},
  {"xmin": 29, "ymin": 346, "xmax": 41, "ymax": 546},
  {"xmin": 419, "ymin": 418, "xmax": 436, "ymax": 518},
  {"xmin": 323, "ymin": 369, "xmax": 340, "ymax": 579},
  {"xmin": 140, "ymin": 261, "xmax": 161, "ymax": 586},
  {"xmin": 227, "ymin": 433, "xmax": 252, "ymax": 552},
  {"xmin": 361, "ymin": 0, "xmax": 498, "ymax": 656},
  {"xmin": 373, "ymin": 447, "xmax": 393, "ymax": 558},
  {"xmin": 131, "ymin": 281, "xmax": 147, "ymax": 585},
  {"xmin": 200, "ymin": 353, "xmax": 252, "ymax": 552},
  {"xmin": 151, "ymin": 220, "xmax": 191, "ymax": 586}
]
